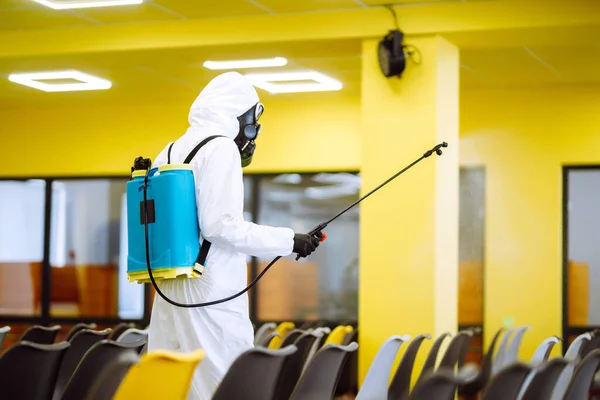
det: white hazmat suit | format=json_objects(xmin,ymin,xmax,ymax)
[{"xmin": 148, "ymin": 72, "xmax": 295, "ymax": 399}]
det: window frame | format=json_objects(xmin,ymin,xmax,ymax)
[
  {"xmin": 562, "ymin": 165, "xmax": 600, "ymax": 347},
  {"xmin": 0, "ymin": 170, "xmax": 360, "ymax": 328}
]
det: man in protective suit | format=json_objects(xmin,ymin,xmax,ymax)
[{"xmin": 147, "ymin": 71, "xmax": 322, "ymax": 399}]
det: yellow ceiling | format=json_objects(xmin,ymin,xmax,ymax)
[
  {"xmin": 0, "ymin": 0, "xmax": 599, "ymax": 107},
  {"xmin": 0, "ymin": 0, "xmax": 488, "ymax": 31}
]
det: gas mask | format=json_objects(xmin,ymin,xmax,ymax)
[{"xmin": 234, "ymin": 102, "xmax": 263, "ymax": 167}]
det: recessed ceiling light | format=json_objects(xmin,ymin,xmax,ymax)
[
  {"xmin": 31, "ymin": 0, "xmax": 142, "ymax": 9},
  {"xmin": 203, "ymin": 57, "xmax": 288, "ymax": 70},
  {"xmin": 244, "ymin": 71, "xmax": 343, "ymax": 94},
  {"xmin": 8, "ymin": 70, "xmax": 112, "ymax": 92}
]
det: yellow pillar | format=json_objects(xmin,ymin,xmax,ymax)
[{"xmin": 359, "ymin": 36, "xmax": 459, "ymax": 382}]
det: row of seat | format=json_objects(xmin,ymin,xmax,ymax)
[
  {"xmin": 12, "ymin": 320, "xmax": 597, "ymax": 399},
  {"xmin": 406, "ymin": 326, "xmax": 600, "ymax": 400},
  {"xmin": 0, "ymin": 323, "xmax": 149, "ymax": 400}
]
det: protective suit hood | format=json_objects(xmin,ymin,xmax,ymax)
[{"xmin": 187, "ymin": 72, "xmax": 260, "ymax": 141}]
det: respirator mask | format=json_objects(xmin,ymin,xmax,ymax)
[{"xmin": 234, "ymin": 102, "xmax": 263, "ymax": 167}]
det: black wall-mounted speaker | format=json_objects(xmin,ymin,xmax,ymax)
[{"xmin": 378, "ymin": 30, "xmax": 407, "ymax": 78}]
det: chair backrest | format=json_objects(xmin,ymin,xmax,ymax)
[
  {"xmin": 481, "ymin": 362, "xmax": 532, "ymax": 400},
  {"xmin": 116, "ymin": 328, "xmax": 148, "ymax": 344},
  {"xmin": 61, "ymin": 339, "xmax": 146, "ymax": 400},
  {"xmin": 409, "ymin": 365, "xmax": 478, "ymax": 400},
  {"xmin": 504, "ymin": 326, "xmax": 531, "ymax": 365},
  {"xmin": 254, "ymin": 322, "xmax": 277, "ymax": 346},
  {"xmin": 302, "ymin": 328, "xmax": 328, "ymax": 374},
  {"xmin": 324, "ymin": 325, "xmax": 354, "ymax": 346},
  {"xmin": 0, "ymin": 326, "xmax": 10, "ymax": 349},
  {"xmin": 459, "ymin": 327, "xmax": 506, "ymax": 397},
  {"xmin": 0, "ymin": 341, "xmax": 70, "ymax": 400},
  {"xmin": 83, "ymin": 350, "xmax": 140, "ymax": 400},
  {"xmin": 108, "ymin": 322, "xmax": 135, "ymax": 340},
  {"xmin": 274, "ymin": 332, "xmax": 322, "ymax": 400},
  {"xmin": 64, "ymin": 323, "xmax": 97, "ymax": 342},
  {"xmin": 356, "ymin": 335, "xmax": 410, "ymax": 400},
  {"xmin": 212, "ymin": 346, "xmax": 297, "ymax": 400},
  {"xmin": 336, "ymin": 329, "xmax": 360, "ymax": 396},
  {"xmin": 113, "ymin": 349, "xmax": 205, "ymax": 400},
  {"xmin": 290, "ymin": 342, "xmax": 359, "ymax": 400},
  {"xmin": 269, "ymin": 322, "xmax": 296, "ymax": 349},
  {"xmin": 581, "ymin": 331, "xmax": 600, "ymax": 358},
  {"xmin": 492, "ymin": 326, "xmax": 516, "ymax": 375},
  {"xmin": 530, "ymin": 336, "xmax": 561, "ymax": 363},
  {"xmin": 417, "ymin": 332, "xmax": 451, "ymax": 383},
  {"xmin": 281, "ymin": 329, "xmax": 305, "ymax": 348},
  {"xmin": 520, "ymin": 357, "xmax": 570, "ymax": 400},
  {"xmin": 565, "ymin": 332, "xmax": 592, "ymax": 359},
  {"xmin": 550, "ymin": 335, "xmax": 594, "ymax": 400},
  {"xmin": 262, "ymin": 331, "xmax": 281, "ymax": 347},
  {"xmin": 439, "ymin": 331, "xmax": 474, "ymax": 370},
  {"xmin": 20, "ymin": 324, "xmax": 61, "ymax": 344},
  {"xmin": 388, "ymin": 334, "xmax": 432, "ymax": 400},
  {"xmin": 562, "ymin": 349, "xmax": 600, "ymax": 400},
  {"xmin": 53, "ymin": 329, "xmax": 111, "ymax": 400}
]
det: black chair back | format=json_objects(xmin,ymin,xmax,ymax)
[
  {"xmin": 563, "ymin": 349, "xmax": 600, "ymax": 400},
  {"xmin": 290, "ymin": 342, "xmax": 359, "ymax": 400},
  {"xmin": 20, "ymin": 325, "xmax": 61, "ymax": 344},
  {"xmin": 64, "ymin": 323, "xmax": 97, "ymax": 342},
  {"xmin": 388, "ymin": 334, "xmax": 432, "ymax": 400},
  {"xmin": 274, "ymin": 332, "xmax": 321, "ymax": 400},
  {"xmin": 0, "ymin": 341, "xmax": 70, "ymax": 400},
  {"xmin": 521, "ymin": 358, "xmax": 570, "ymax": 400},
  {"xmin": 481, "ymin": 362, "xmax": 532, "ymax": 400},
  {"xmin": 459, "ymin": 327, "xmax": 506, "ymax": 397},
  {"xmin": 212, "ymin": 346, "xmax": 297, "ymax": 400},
  {"xmin": 417, "ymin": 332, "xmax": 451, "ymax": 383},
  {"xmin": 52, "ymin": 329, "xmax": 111, "ymax": 400},
  {"xmin": 61, "ymin": 339, "xmax": 145, "ymax": 400},
  {"xmin": 83, "ymin": 351, "xmax": 139, "ymax": 400}
]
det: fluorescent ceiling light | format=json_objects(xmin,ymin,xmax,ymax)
[
  {"xmin": 203, "ymin": 57, "xmax": 288, "ymax": 70},
  {"xmin": 8, "ymin": 70, "xmax": 112, "ymax": 92},
  {"xmin": 244, "ymin": 71, "xmax": 343, "ymax": 94},
  {"xmin": 32, "ymin": 0, "xmax": 142, "ymax": 9}
]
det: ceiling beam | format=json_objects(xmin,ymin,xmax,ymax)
[{"xmin": 0, "ymin": 0, "xmax": 598, "ymax": 58}]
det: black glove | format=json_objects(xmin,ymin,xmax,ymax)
[{"xmin": 293, "ymin": 233, "xmax": 321, "ymax": 258}]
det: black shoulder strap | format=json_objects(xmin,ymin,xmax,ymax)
[
  {"xmin": 184, "ymin": 135, "xmax": 225, "ymax": 164},
  {"xmin": 167, "ymin": 142, "xmax": 174, "ymax": 164},
  {"xmin": 183, "ymin": 135, "xmax": 226, "ymax": 270}
]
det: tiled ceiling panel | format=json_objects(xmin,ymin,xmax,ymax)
[
  {"xmin": 150, "ymin": 0, "xmax": 268, "ymax": 19},
  {"xmin": 253, "ymin": 0, "xmax": 363, "ymax": 13},
  {"xmin": 0, "ymin": 6, "xmax": 93, "ymax": 29},
  {"xmin": 74, "ymin": 2, "xmax": 179, "ymax": 23}
]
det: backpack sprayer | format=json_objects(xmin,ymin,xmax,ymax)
[{"xmin": 127, "ymin": 141, "xmax": 448, "ymax": 308}]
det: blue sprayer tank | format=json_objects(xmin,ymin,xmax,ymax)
[{"xmin": 126, "ymin": 164, "xmax": 202, "ymax": 283}]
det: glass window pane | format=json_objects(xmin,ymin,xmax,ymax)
[
  {"xmin": 50, "ymin": 179, "xmax": 142, "ymax": 319},
  {"xmin": 256, "ymin": 173, "xmax": 359, "ymax": 322},
  {"xmin": 458, "ymin": 167, "xmax": 485, "ymax": 327},
  {"xmin": 567, "ymin": 169, "xmax": 600, "ymax": 327},
  {"xmin": 0, "ymin": 180, "xmax": 45, "ymax": 316}
]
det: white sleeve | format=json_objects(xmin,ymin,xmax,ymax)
[{"xmin": 195, "ymin": 139, "xmax": 295, "ymax": 258}]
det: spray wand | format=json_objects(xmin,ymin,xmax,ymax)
[{"xmin": 145, "ymin": 142, "xmax": 448, "ymax": 308}]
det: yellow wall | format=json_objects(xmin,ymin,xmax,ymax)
[
  {"xmin": 0, "ymin": 94, "xmax": 360, "ymax": 177},
  {"xmin": 3, "ymin": 77, "xmax": 599, "ymax": 361},
  {"xmin": 461, "ymin": 84, "xmax": 600, "ymax": 358}
]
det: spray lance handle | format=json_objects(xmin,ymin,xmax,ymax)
[{"xmin": 295, "ymin": 222, "xmax": 328, "ymax": 261}]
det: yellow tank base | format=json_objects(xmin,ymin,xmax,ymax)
[{"xmin": 128, "ymin": 265, "xmax": 204, "ymax": 284}]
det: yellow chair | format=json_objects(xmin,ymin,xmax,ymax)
[
  {"xmin": 113, "ymin": 349, "xmax": 205, "ymax": 400},
  {"xmin": 268, "ymin": 322, "xmax": 295, "ymax": 349},
  {"xmin": 324, "ymin": 325, "xmax": 353, "ymax": 346}
]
